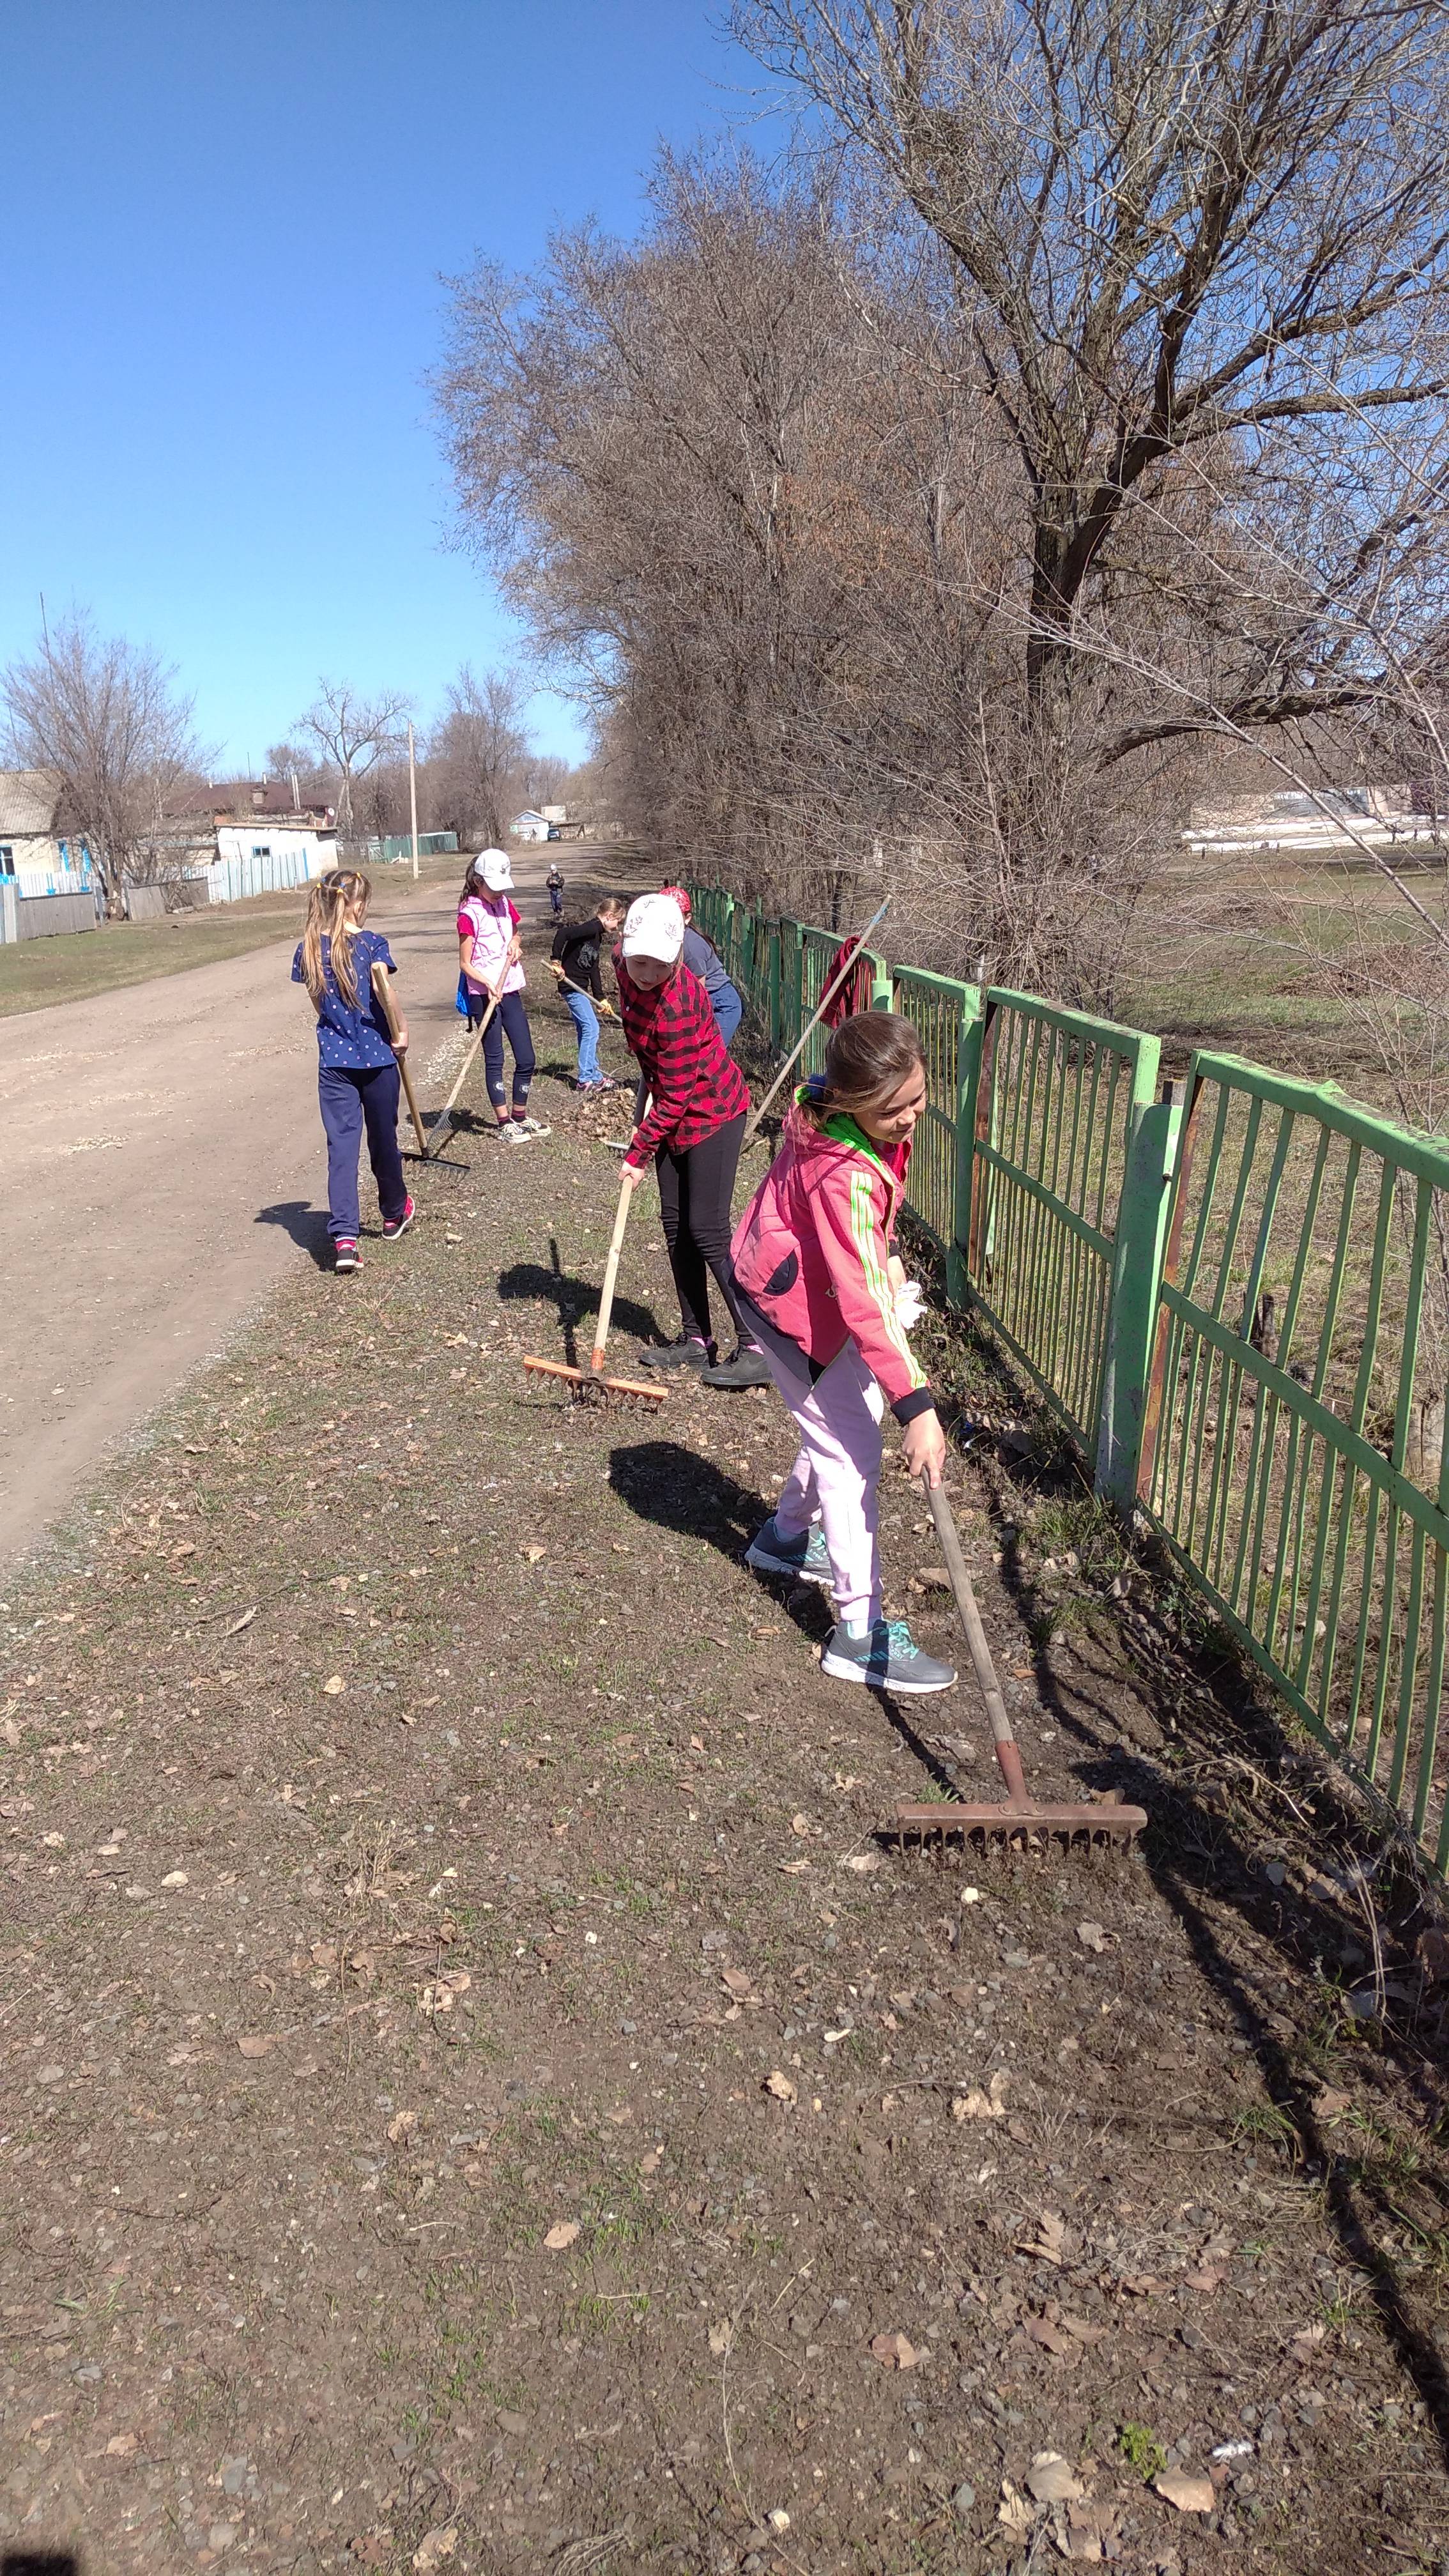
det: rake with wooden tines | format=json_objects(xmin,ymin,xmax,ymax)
[
  {"xmin": 893, "ymin": 1475, "xmax": 1147, "ymax": 1851},
  {"xmin": 521, "ymin": 1170, "xmax": 666, "ymax": 1407}
]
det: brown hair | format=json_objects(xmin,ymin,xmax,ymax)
[
  {"xmin": 300, "ymin": 868, "xmax": 371, "ymax": 1010},
  {"xmin": 801, "ymin": 1010, "xmax": 925, "ymax": 1127}
]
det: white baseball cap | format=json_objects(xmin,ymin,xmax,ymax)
[
  {"xmin": 621, "ymin": 892, "xmax": 684, "ymax": 966},
  {"xmin": 478, "ymin": 848, "xmax": 514, "ymax": 891}
]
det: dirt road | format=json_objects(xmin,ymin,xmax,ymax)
[{"xmin": 0, "ymin": 857, "xmax": 551, "ymax": 1563}]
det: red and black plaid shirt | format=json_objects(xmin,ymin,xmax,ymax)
[{"xmin": 614, "ymin": 954, "xmax": 750, "ymax": 1165}]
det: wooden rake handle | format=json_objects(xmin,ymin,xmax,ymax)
[
  {"xmin": 369, "ymin": 963, "xmax": 427, "ymax": 1158},
  {"xmin": 922, "ymin": 1472, "xmax": 1029, "ymax": 1804},
  {"xmin": 590, "ymin": 1172, "xmax": 635, "ymax": 1374},
  {"xmin": 430, "ymin": 974, "xmax": 504, "ymax": 1149}
]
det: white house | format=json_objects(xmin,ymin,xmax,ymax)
[
  {"xmin": 214, "ymin": 824, "xmax": 336, "ymax": 877},
  {"xmin": 510, "ymin": 809, "xmax": 554, "ymax": 843},
  {"xmin": 0, "ymin": 769, "xmax": 94, "ymax": 894}
]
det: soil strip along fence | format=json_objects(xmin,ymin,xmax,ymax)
[{"xmin": 693, "ymin": 885, "xmax": 1449, "ymax": 1885}]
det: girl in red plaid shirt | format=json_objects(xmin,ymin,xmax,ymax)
[{"xmin": 615, "ymin": 894, "xmax": 770, "ymax": 1390}]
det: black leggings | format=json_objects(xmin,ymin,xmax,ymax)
[
  {"xmin": 473, "ymin": 989, "xmax": 535, "ymax": 1110},
  {"xmin": 656, "ymin": 1112, "xmax": 748, "ymax": 1351}
]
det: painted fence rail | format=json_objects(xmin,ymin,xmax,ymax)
[{"xmin": 693, "ymin": 883, "xmax": 1449, "ymax": 1880}]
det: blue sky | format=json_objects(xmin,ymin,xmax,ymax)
[{"xmin": 0, "ymin": 2, "xmax": 777, "ymax": 772}]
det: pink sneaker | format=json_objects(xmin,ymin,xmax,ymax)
[
  {"xmin": 334, "ymin": 1238, "xmax": 361, "ymax": 1273},
  {"xmin": 383, "ymin": 1197, "xmax": 415, "ymax": 1242}
]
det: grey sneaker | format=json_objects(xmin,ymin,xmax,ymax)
[
  {"xmin": 517, "ymin": 1115, "xmax": 552, "ymax": 1138},
  {"xmin": 821, "ymin": 1618, "xmax": 956, "ymax": 1695},
  {"xmin": 745, "ymin": 1516, "xmax": 832, "ymax": 1590}
]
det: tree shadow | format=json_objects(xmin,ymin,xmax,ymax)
[
  {"xmin": 254, "ymin": 1200, "xmax": 332, "ymax": 1268},
  {"xmin": 976, "ymin": 1510, "xmax": 1449, "ymax": 2476},
  {"xmin": 498, "ymin": 1234, "xmax": 660, "ymax": 1355}
]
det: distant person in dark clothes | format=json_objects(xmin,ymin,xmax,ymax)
[
  {"xmin": 549, "ymin": 895, "xmax": 625, "ymax": 1091},
  {"xmin": 659, "ymin": 884, "xmax": 743, "ymax": 1047},
  {"xmin": 613, "ymin": 893, "xmax": 769, "ymax": 1392},
  {"xmin": 546, "ymin": 862, "xmax": 565, "ymax": 917}
]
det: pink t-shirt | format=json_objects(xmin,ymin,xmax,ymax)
[{"xmin": 458, "ymin": 894, "xmax": 524, "ymax": 997}]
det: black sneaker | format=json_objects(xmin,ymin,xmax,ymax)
[
  {"xmin": 637, "ymin": 1339, "xmax": 714, "ymax": 1372},
  {"xmin": 702, "ymin": 1346, "xmax": 772, "ymax": 1391},
  {"xmin": 334, "ymin": 1238, "xmax": 361, "ymax": 1273}
]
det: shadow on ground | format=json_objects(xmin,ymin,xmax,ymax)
[
  {"xmin": 498, "ymin": 1237, "xmax": 660, "ymax": 1366},
  {"xmin": 254, "ymin": 1199, "xmax": 332, "ymax": 1267}
]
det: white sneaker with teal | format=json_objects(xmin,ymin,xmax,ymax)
[
  {"xmin": 745, "ymin": 1515, "xmax": 832, "ymax": 1589},
  {"xmin": 821, "ymin": 1618, "xmax": 956, "ymax": 1694}
]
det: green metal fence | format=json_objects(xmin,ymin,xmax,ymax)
[
  {"xmin": 691, "ymin": 882, "xmax": 1449, "ymax": 1882},
  {"xmin": 1138, "ymin": 1054, "xmax": 1449, "ymax": 1873}
]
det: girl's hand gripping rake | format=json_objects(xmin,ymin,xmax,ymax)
[
  {"xmin": 893, "ymin": 1475, "xmax": 1147, "ymax": 1850},
  {"xmin": 522, "ymin": 1170, "xmax": 666, "ymax": 1407}
]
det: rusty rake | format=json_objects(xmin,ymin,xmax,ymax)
[
  {"xmin": 893, "ymin": 1475, "xmax": 1147, "ymax": 1851},
  {"xmin": 522, "ymin": 1169, "xmax": 666, "ymax": 1408}
]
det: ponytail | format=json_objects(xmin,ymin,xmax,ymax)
[{"xmin": 300, "ymin": 868, "xmax": 371, "ymax": 1010}]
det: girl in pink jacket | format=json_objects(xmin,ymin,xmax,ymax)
[{"xmin": 730, "ymin": 1013, "xmax": 956, "ymax": 1695}]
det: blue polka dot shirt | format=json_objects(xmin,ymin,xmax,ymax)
[{"xmin": 293, "ymin": 929, "xmax": 399, "ymax": 1070}]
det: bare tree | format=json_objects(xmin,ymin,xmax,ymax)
[
  {"xmin": 1, "ymin": 612, "xmax": 211, "ymax": 917},
  {"xmin": 293, "ymin": 680, "xmax": 409, "ymax": 837},
  {"xmin": 733, "ymin": 0, "xmax": 1449, "ymax": 739},
  {"xmin": 428, "ymin": 666, "xmax": 529, "ymax": 846}
]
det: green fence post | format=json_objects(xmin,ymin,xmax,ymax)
[
  {"xmin": 768, "ymin": 923, "xmax": 781, "ymax": 1053},
  {"xmin": 1093, "ymin": 1077, "xmax": 1184, "ymax": 1516},
  {"xmin": 947, "ymin": 990, "xmax": 986, "ymax": 1309}
]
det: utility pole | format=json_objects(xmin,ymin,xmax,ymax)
[{"xmin": 408, "ymin": 722, "xmax": 420, "ymax": 882}]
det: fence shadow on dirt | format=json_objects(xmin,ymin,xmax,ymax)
[{"xmin": 985, "ymin": 1515, "xmax": 1449, "ymax": 2472}]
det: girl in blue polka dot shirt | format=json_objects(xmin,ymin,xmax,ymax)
[{"xmin": 293, "ymin": 868, "xmax": 414, "ymax": 1273}]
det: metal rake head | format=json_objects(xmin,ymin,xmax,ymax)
[
  {"xmin": 893, "ymin": 1798, "xmax": 1147, "ymax": 1853},
  {"xmin": 521, "ymin": 1353, "xmax": 665, "ymax": 1408}
]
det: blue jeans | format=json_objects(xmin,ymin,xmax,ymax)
[
  {"xmin": 712, "ymin": 983, "xmax": 743, "ymax": 1046},
  {"xmin": 318, "ymin": 1061, "xmax": 406, "ymax": 1241},
  {"xmin": 564, "ymin": 987, "xmax": 601, "ymax": 1085}
]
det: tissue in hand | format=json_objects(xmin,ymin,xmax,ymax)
[{"xmin": 894, "ymin": 1279, "xmax": 926, "ymax": 1328}]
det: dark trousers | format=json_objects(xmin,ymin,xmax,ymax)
[
  {"xmin": 656, "ymin": 1112, "xmax": 748, "ymax": 1349},
  {"xmin": 318, "ymin": 1061, "xmax": 406, "ymax": 1242},
  {"xmin": 474, "ymin": 989, "xmax": 535, "ymax": 1110}
]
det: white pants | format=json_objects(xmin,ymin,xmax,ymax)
[{"xmin": 766, "ymin": 1340, "xmax": 885, "ymax": 1628}]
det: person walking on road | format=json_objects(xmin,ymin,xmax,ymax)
[
  {"xmin": 293, "ymin": 867, "xmax": 414, "ymax": 1273},
  {"xmin": 546, "ymin": 861, "xmax": 565, "ymax": 919},
  {"xmin": 457, "ymin": 850, "xmax": 548, "ymax": 1144}
]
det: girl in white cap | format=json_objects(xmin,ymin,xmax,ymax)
[
  {"xmin": 457, "ymin": 850, "xmax": 548, "ymax": 1143},
  {"xmin": 613, "ymin": 891, "xmax": 769, "ymax": 1388}
]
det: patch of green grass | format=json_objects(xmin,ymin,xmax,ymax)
[
  {"xmin": 1232, "ymin": 2101, "xmax": 1301, "ymax": 2161},
  {"xmin": 1116, "ymin": 2421, "xmax": 1168, "ymax": 2482},
  {"xmin": 0, "ymin": 891, "xmax": 305, "ymax": 1016}
]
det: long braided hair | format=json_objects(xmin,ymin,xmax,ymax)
[{"xmin": 300, "ymin": 868, "xmax": 371, "ymax": 1010}]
